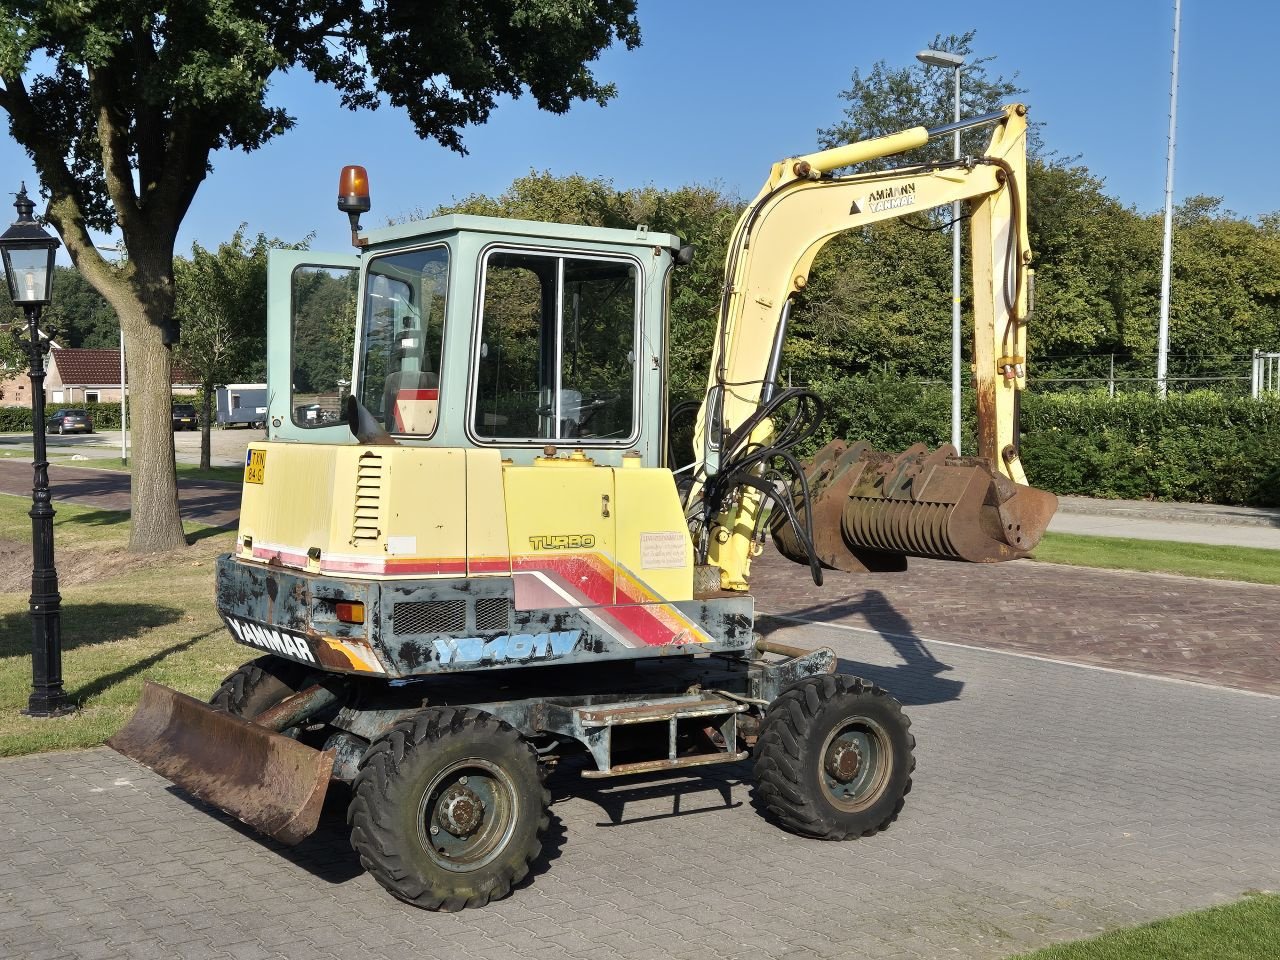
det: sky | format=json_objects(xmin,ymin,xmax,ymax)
[{"xmin": 0, "ymin": 0, "xmax": 1276, "ymax": 262}]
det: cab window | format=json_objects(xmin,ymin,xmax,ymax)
[
  {"xmin": 357, "ymin": 246, "xmax": 449, "ymax": 435},
  {"xmin": 473, "ymin": 249, "xmax": 638, "ymax": 442},
  {"xmin": 290, "ymin": 265, "xmax": 358, "ymax": 428}
]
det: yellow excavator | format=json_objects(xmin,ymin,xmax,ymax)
[{"xmin": 111, "ymin": 103, "xmax": 1055, "ymax": 911}]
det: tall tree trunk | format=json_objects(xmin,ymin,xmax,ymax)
[
  {"xmin": 119, "ymin": 305, "xmax": 186, "ymax": 552},
  {"xmin": 200, "ymin": 381, "xmax": 213, "ymax": 472}
]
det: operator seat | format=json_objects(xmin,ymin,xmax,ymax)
[{"xmin": 383, "ymin": 369, "xmax": 439, "ymax": 434}]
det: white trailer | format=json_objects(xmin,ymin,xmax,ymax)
[{"xmin": 216, "ymin": 383, "xmax": 268, "ymax": 428}]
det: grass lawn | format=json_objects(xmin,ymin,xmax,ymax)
[
  {"xmin": 1011, "ymin": 893, "xmax": 1280, "ymax": 959},
  {"xmin": 0, "ymin": 495, "xmax": 245, "ymax": 757},
  {"xmin": 1032, "ymin": 532, "xmax": 1280, "ymax": 586}
]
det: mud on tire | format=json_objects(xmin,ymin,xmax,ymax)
[
  {"xmin": 753, "ymin": 674, "xmax": 914, "ymax": 840},
  {"xmin": 348, "ymin": 707, "xmax": 549, "ymax": 912},
  {"xmin": 210, "ymin": 656, "xmax": 313, "ymax": 720}
]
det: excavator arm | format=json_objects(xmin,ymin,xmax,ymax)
[{"xmin": 689, "ymin": 104, "xmax": 1056, "ymax": 590}]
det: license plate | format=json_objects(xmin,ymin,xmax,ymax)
[{"xmin": 244, "ymin": 449, "xmax": 266, "ymax": 485}]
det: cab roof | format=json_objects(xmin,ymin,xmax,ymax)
[{"xmin": 359, "ymin": 213, "xmax": 684, "ymax": 253}]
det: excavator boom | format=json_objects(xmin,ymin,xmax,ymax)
[{"xmin": 689, "ymin": 104, "xmax": 1055, "ymax": 588}]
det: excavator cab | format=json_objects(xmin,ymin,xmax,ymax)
[{"xmin": 266, "ymin": 219, "xmax": 673, "ymax": 465}]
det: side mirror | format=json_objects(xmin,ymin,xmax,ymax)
[{"xmin": 702, "ymin": 385, "xmax": 724, "ymax": 476}]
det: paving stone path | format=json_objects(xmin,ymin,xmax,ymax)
[
  {"xmin": 2, "ymin": 463, "xmax": 1279, "ymax": 958},
  {"xmin": 750, "ymin": 549, "xmax": 1280, "ymax": 696},
  {"xmin": 1, "ymin": 619, "xmax": 1276, "ymax": 960}
]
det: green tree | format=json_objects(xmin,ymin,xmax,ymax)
[
  {"xmin": 789, "ymin": 31, "xmax": 1028, "ymax": 400},
  {"xmin": 0, "ymin": 0, "xmax": 640, "ymax": 550},
  {"xmin": 1166, "ymin": 197, "xmax": 1280, "ymax": 369},
  {"xmin": 427, "ymin": 170, "xmax": 742, "ymax": 400},
  {"xmin": 44, "ymin": 267, "xmax": 119, "ymax": 349},
  {"xmin": 1025, "ymin": 159, "xmax": 1159, "ymax": 366},
  {"xmin": 818, "ymin": 30, "xmax": 1028, "ymax": 167},
  {"xmin": 173, "ymin": 228, "xmax": 288, "ymax": 470}
]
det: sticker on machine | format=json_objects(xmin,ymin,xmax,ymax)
[
  {"xmin": 225, "ymin": 616, "xmax": 316, "ymax": 664},
  {"xmin": 640, "ymin": 531, "xmax": 688, "ymax": 569}
]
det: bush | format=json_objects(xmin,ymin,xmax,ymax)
[
  {"xmin": 0, "ymin": 400, "xmax": 125, "ymax": 432},
  {"xmin": 810, "ymin": 377, "xmax": 1280, "ymax": 506},
  {"xmin": 1020, "ymin": 390, "xmax": 1280, "ymax": 506}
]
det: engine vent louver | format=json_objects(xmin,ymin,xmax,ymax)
[
  {"xmin": 393, "ymin": 600, "xmax": 467, "ymax": 636},
  {"xmin": 352, "ymin": 452, "xmax": 383, "ymax": 542},
  {"xmin": 475, "ymin": 597, "xmax": 512, "ymax": 632}
]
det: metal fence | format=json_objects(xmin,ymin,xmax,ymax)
[
  {"xmin": 1027, "ymin": 352, "xmax": 1275, "ymax": 398},
  {"xmin": 1252, "ymin": 351, "xmax": 1280, "ymax": 398},
  {"xmin": 805, "ymin": 351, "xmax": 1280, "ymax": 399}
]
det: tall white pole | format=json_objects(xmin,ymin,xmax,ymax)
[
  {"xmin": 951, "ymin": 65, "xmax": 963, "ymax": 451},
  {"xmin": 1157, "ymin": 0, "xmax": 1182, "ymax": 399},
  {"xmin": 119, "ymin": 327, "xmax": 127, "ymax": 463}
]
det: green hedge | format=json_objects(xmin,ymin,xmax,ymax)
[
  {"xmin": 1020, "ymin": 391, "xmax": 1280, "ymax": 506},
  {"xmin": 812, "ymin": 376, "xmax": 1280, "ymax": 506},
  {"xmin": 0, "ymin": 401, "xmax": 124, "ymax": 432}
]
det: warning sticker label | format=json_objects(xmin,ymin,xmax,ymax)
[{"xmin": 640, "ymin": 531, "xmax": 688, "ymax": 570}]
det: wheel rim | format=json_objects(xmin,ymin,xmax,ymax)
[
  {"xmin": 417, "ymin": 758, "xmax": 518, "ymax": 873},
  {"xmin": 818, "ymin": 717, "xmax": 892, "ymax": 812}
]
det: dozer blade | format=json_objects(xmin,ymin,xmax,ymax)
[
  {"xmin": 774, "ymin": 440, "xmax": 1058, "ymax": 571},
  {"xmin": 107, "ymin": 681, "xmax": 335, "ymax": 846}
]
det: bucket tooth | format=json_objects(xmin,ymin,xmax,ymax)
[{"xmin": 107, "ymin": 681, "xmax": 335, "ymax": 846}]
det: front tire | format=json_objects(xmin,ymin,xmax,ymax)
[
  {"xmin": 348, "ymin": 708, "xmax": 548, "ymax": 911},
  {"xmin": 754, "ymin": 674, "xmax": 914, "ymax": 840}
]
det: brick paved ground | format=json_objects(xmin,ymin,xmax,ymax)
[
  {"xmin": 750, "ymin": 548, "xmax": 1280, "ymax": 696},
  {"xmin": 0, "ymin": 461, "xmax": 239, "ymax": 529},
  {"xmin": 2, "ymin": 621, "xmax": 1276, "ymax": 960}
]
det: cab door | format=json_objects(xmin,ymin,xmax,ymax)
[{"xmin": 266, "ymin": 249, "xmax": 361, "ymax": 443}]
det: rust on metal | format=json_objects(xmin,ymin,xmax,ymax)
[
  {"xmin": 107, "ymin": 682, "xmax": 335, "ymax": 845},
  {"xmin": 755, "ymin": 637, "xmax": 826, "ymax": 661},
  {"xmin": 251, "ymin": 681, "xmax": 340, "ymax": 733},
  {"xmin": 580, "ymin": 750, "xmax": 750, "ymax": 779},
  {"xmin": 825, "ymin": 740, "xmax": 862, "ymax": 783},
  {"xmin": 773, "ymin": 439, "xmax": 1057, "ymax": 568},
  {"xmin": 577, "ymin": 694, "xmax": 747, "ymax": 727}
]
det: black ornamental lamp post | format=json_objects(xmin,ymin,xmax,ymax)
[{"xmin": 2, "ymin": 183, "xmax": 72, "ymax": 717}]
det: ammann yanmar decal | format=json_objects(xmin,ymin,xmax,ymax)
[
  {"xmin": 863, "ymin": 181, "xmax": 917, "ymax": 213},
  {"xmin": 226, "ymin": 616, "xmax": 316, "ymax": 663}
]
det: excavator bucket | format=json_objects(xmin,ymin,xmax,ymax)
[
  {"xmin": 774, "ymin": 440, "xmax": 1058, "ymax": 572},
  {"xmin": 107, "ymin": 681, "xmax": 335, "ymax": 845}
]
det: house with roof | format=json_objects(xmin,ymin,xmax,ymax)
[{"xmin": 0, "ymin": 347, "xmax": 197, "ymax": 408}]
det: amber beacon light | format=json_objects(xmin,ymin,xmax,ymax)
[{"xmin": 338, "ymin": 165, "xmax": 371, "ymax": 243}]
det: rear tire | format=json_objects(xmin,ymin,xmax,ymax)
[
  {"xmin": 754, "ymin": 674, "xmax": 914, "ymax": 840},
  {"xmin": 210, "ymin": 656, "xmax": 313, "ymax": 720},
  {"xmin": 348, "ymin": 707, "xmax": 548, "ymax": 911}
]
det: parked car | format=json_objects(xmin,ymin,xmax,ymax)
[
  {"xmin": 172, "ymin": 403, "xmax": 199, "ymax": 431},
  {"xmin": 48, "ymin": 409, "xmax": 93, "ymax": 434}
]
